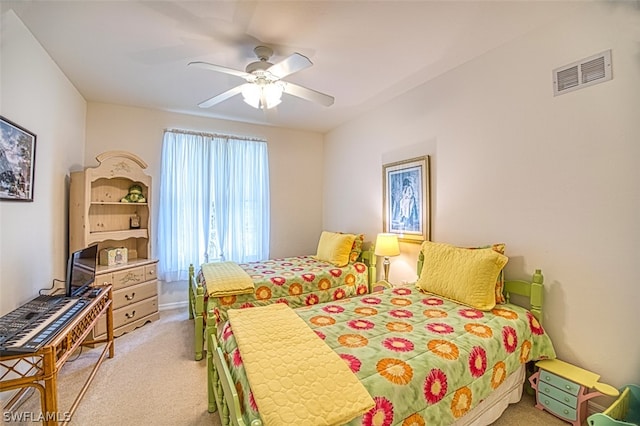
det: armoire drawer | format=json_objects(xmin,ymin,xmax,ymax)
[
  {"xmin": 145, "ymin": 264, "xmax": 157, "ymax": 281},
  {"xmin": 112, "ymin": 280, "xmax": 157, "ymax": 308},
  {"xmin": 112, "ymin": 266, "xmax": 146, "ymax": 290},
  {"xmin": 94, "ymin": 296, "xmax": 158, "ymax": 335}
]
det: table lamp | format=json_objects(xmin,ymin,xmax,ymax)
[{"xmin": 374, "ymin": 233, "xmax": 400, "ymax": 282}]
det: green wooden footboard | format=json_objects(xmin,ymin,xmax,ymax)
[{"xmin": 209, "ymin": 330, "xmax": 264, "ymax": 425}]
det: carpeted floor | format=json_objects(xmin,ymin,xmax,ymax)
[{"xmin": 10, "ymin": 308, "xmax": 566, "ymax": 426}]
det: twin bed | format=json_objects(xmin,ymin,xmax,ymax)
[
  {"xmin": 188, "ymin": 232, "xmax": 376, "ymax": 360},
  {"xmin": 204, "ymin": 240, "xmax": 557, "ymax": 426}
]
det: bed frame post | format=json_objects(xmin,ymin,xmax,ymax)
[
  {"xmin": 530, "ymin": 269, "xmax": 544, "ymax": 324},
  {"xmin": 207, "ymin": 332, "xmax": 220, "ymax": 415},
  {"xmin": 357, "ymin": 247, "xmax": 377, "ymax": 293},
  {"xmin": 188, "ymin": 264, "xmax": 195, "ymax": 319},
  {"xmin": 188, "ymin": 264, "xmax": 206, "ymax": 361}
]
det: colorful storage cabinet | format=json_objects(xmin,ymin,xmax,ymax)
[{"xmin": 530, "ymin": 359, "xmax": 619, "ymax": 426}]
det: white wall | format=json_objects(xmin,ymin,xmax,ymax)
[
  {"xmin": 324, "ymin": 2, "xmax": 640, "ymax": 388},
  {"xmin": 0, "ymin": 10, "xmax": 86, "ymax": 315},
  {"xmin": 85, "ymin": 103, "xmax": 324, "ymax": 308}
]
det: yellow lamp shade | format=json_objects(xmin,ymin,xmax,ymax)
[{"xmin": 375, "ymin": 233, "xmax": 400, "ymax": 257}]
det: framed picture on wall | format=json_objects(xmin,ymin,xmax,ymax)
[
  {"xmin": 0, "ymin": 116, "xmax": 37, "ymax": 201},
  {"xmin": 382, "ymin": 156, "xmax": 430, "ymax": 243}
]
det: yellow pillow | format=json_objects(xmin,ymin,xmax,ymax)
[
  {"xmin": 466, "ymin": 243, "xmax": 507, "ymax": 304},
  {"xmin": 416, "ymin": 241, "xmax": 508, "ymax": 311},
  {"xmin": 313, "ymin": 231, "xmax": 357, "ymax": 267}
]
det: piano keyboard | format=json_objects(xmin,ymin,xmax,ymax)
[{"xmin": 0, "ymin": 297, "xmax": 90, "ymax": 355}]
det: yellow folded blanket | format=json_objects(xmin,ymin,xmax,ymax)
[
  {"xmin": 201, "ymin": 261, "xmax": 255, "ymax": 297},
  {"xmin": 228, "ymin": 304, "xmax": 375, "ymax": 426}
]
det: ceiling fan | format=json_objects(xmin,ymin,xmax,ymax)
[{"xmin": 189, "ymin": 46, "xmax": 334, "ymax": 110}]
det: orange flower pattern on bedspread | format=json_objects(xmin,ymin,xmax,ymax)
[
  {"xmin": 198, "ymin": 255, "xmax": 369, "ymax": 323},
  {"xmin": 217, "ymin": 286, "xmax": 556, "ymax": 425}
]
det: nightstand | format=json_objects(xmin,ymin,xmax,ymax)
[
  {"xmin": 529, "ymin": 359, "xmax": 619, "ymax": 426},
  {"xmin": 372, "ymin": 280, "xmax": 393, "ymax": 292}
]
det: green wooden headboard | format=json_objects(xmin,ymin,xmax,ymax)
[
  {"xmin": 503, "ymin": 270, "xmax": 544, "ymax": 324},
  {"xmin": 416, "ymin": 251, "xmax": 545, "ymax": 323}
]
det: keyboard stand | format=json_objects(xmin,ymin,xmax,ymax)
[{"xmin": 0, "ymin": 286, "xmax": 113, "ymax": 425}]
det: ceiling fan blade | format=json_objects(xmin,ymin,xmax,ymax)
[
  {"xmin": 283, "ymin": 82, "xmax": 335, "ymax": 107},
  {"xmin": 197, "ymin": 84, "xmax": 247, "ymax": 108},
  {"xmin": 267, "ymin": 53, "xmax": 313, "ymax": 79},
  {"xmin": 188, "ymin": 61, "xmax": 251, "ymax": 79}
]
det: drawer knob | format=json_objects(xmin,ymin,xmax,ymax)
[
  {"xmin": 545, "ymin": 376, "xmax": 551, "ymax": 381},
  {"xmin": 125, "ymin": 292, "xmax": 136, "ymax": 301},
  {"xmin": 564, "ymin": 397, "xmax": 570, "ymax": 402},
  {"xmin": 125, "ymin": 310, "xmax": 136, "ymax": 319},
  {"xmin": 564, "ymin": 409, "xmax": 569, "ymax": 414},
  {"xmin": 544, "ymin": 388, "xmax": 550, "ymax": 393},
  {"xmin": 566, "ymin": 385, "xmax": 571, "ymax": 390},
  {"xmin": 149, "ymin": 270, "xmax": 155, "ymax": 274},
  {"xmin": 544, "ymin": 400, "xmax": 550, "ymax": 406}
]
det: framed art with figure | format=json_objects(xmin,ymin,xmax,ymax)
[
  {"xmin": 382, "ymin": 156, "xmax": 430, "ymax": 243},
  {"xmin": 0, "ymin": 116, "xmax": 37, "ymax": 202}
]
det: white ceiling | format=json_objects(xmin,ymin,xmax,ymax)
[{"xmin": 2, "ymin": 1, "xmax": 584, "ymax": 133}]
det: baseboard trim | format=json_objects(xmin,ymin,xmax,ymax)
[
  {"xmin": 588, "ymin": 400, "xmax": 607, "ymax": 415},
  {"xmin": 159, "ymin": 301, "xmax": 188, "ymax": 311}
]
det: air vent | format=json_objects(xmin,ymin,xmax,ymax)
[{"xmin": 553, "ymin": 50, "xmax": 612, "ymax": 96}]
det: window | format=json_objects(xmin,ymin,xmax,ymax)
[{"xmin": 157, "ymin": 129, "xmax": 270, "ymax": 282}]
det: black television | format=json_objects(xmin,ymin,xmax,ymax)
[{"xmin": 65, "ymin": 245, "xmax": 98, "ymax": 297}]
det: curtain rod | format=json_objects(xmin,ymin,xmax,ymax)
[{"xmin": 164, "ymin": 128, "xmax": 266, "ymax": 143}]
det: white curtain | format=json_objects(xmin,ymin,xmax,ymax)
[{"xmin": 157, "ymin": 130, "xmax": 270, "ymax": 282}]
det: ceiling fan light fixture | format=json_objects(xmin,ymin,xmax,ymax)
[
  {"xmin": 262, "ymin": 82, "xmax": 283, "ymax": 109},
  {"xmin": 241, "ymin": 83, "xmax": 262, "ymax": 109},
  {"xmin": 191, "ymin": 46, "xmax": 333, "ymax": 109},
  {"xmin": 242, "ymin": 81, "xmax": 283, "ymax": 110}
]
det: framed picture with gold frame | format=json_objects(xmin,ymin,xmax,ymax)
[{"xmin": 382, "ymin": 156, "xmax": 430, "ymax": 243}]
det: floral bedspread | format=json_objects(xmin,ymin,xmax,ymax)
[
  {"xmin": 217, "ymin": 286, "xmax": 556, "ymax": 425},
  {"xmin": 199, "ymin": 256, "xmax": 369, "ymax": 324}
]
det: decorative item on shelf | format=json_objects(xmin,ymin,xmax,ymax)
[
  {"xmin": 374, "ymin": 233, "xmax": 400, "ymax": 282},
  {"xmin": 130, "ymin": 211, "xmax": 141, "ymax": 229},
  {"xmin": 99, "ymin": 247, "xmax": 128, "ymax": 266},
  {"xmin": 120, "ymin": 184, "xmax": 146, "ymax": 203}
]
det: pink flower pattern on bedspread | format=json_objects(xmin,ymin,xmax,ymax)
[
  {"xmin": 217, "ymin": 286, "xmax": 556, "ymax": 425},
  {"xmin": 199, "ymin": 256, "xmax": 369, "ymax": 323}
]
